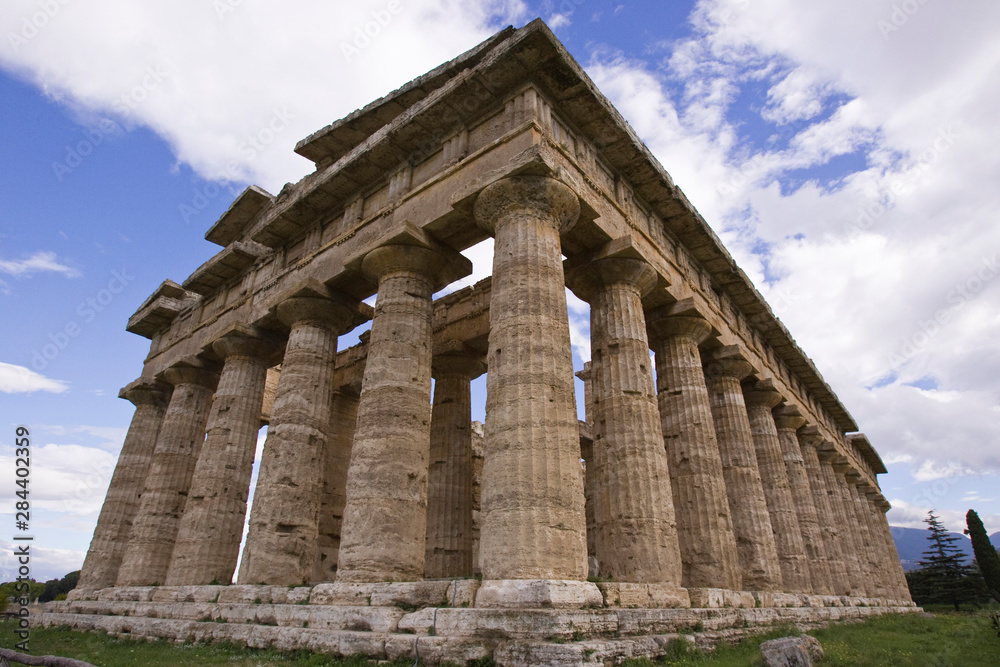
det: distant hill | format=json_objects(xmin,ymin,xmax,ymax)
[{"xmin": 890, "ymin": 526, "xmax": 1000, "ymax": 571}]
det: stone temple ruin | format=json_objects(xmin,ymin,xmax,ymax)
[{"xmin": 41, "ymin": 19, "xmax": 917, "ymax": 666}]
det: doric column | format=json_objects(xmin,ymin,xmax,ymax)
[
  {"xmin": 798, "ymin": 428, "xmax": 853, "ymax": 595},
  {"xmin": 116, "ymin": 365, "xmax": 219, "ymax": 586},
  {"xmin": 314, "ymin": 388, "xmax": 360, "ymax": 582},
  {"xmin": 870, "ymin": 495, "xmax": 913, "ymax": 602},
  {"xmin": 816, "ymin": 447, "xmax": 868, "ymax": 596},
  {"xmin": 743, "ymin": 381, "xmax": 810, "ymax": 593},
  {"xmin": 704, "ymin": 347, "xmax": 782, "ymax": 592},
  {"xmin": 337, "ymin": 243, "xmax": 470, "ymax": 582},
  {"xmin": 238, "ymin": 294, "xmax": 360, "ymax": 585},
  {"xmin": 576, "ymin": 363, "xmax": 598, "ymax": 565},
  {"xmin": 567, "ymin": 255, "xmax": 683, "ymax": 585},
  {"xmin": 76, "ymin": 379, "xmax": 171, "ymax": 590},
  {"xmin": 424, "ymin": 347, "xmax": 486, "ymax": 579},
  {"xmin": 647, "ymin": 311, "xmax": 740, "ymax": 592},
  {"xmin": 844, "ymin": 469, "xmax": 887, "ymax": 599},
  {"xmin": 472, "ymin": 175, "xmax": 592, "ymax": 600},
  {"xmin": 165, "ymin": 330, "xmax": 273, "ymax": 586},
  {"xmin": 773, "ymin": 406, "xmax": 833, "ymax": 595}
]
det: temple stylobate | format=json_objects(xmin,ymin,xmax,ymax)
[{"xmin": 44, "ymin": 19, "xmax": 916, "ymax": 667}]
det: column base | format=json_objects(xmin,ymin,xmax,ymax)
[
  {"xmin": 686, "ymin": 587, "xmax": 756, "ymax": 608},
  {"xmin": 596, "ymin": 582, "xmax": 690, "ymax": 608},
  {"xmin": 475, "ymin": 579, "xmax": 603, "ymax": 609}
]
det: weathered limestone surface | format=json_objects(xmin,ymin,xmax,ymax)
[
  {"xmin": 337, "ymin": 244, "xmax": 471, "ymax": 582},
  {"xmin": 424, "ymin": 349, "xmax": 486, "ymax": 579},
  {"xmin": 647, "ymin": 312, "xmax": 741, "ymax": 592},
  {"xmin": 473, "ymin": 175, "xmax": 589, "ymax": 585},
  {"xmin": 576, "ymin": 363, "xmax": 598, "ymax": 567},
  {"xmin": 816, "ymin": 450, "xmax": 867, "ymax": 597},
  {"xmin": 798, "ymin": 430, "xmax": 853, "ymax": 596},
  {"xmin": 569, "ymin": 256, "xmax": 683, "ymax": 586},
  {"xmin": 743, "ymin": 382, "xmax": 811, "ymax": 593},
  {"xmin": 869, "ymin": 497, "xmax": 913, "ymax": 602},
  {"xmin": 239, "ymin": 295, "xmax": 358, "ymax": 585},
  {"xmin": 76, "ymin": 380, "xmax": 171, "ymax": 590},
  {"xmin": 844, "ymin": 474, "xmax": 887, "ymax": 599},
  {"xmin": 166, "ymin": 331, "xmax": 272, "ymax": 585},
  {"xmin": 314, "ymin": 390, "xmax": 360, "ymax": 582},
  {"xmin": 704, "ymin": 349, "xmax": 782, "ymax": 592},
  {"xmin": 116, "ymin": 366, "xmax": 219, "ymax": 586},
  {"xmin": 773, "ymin": 407, "xmax": 833, "ymax": 595}
]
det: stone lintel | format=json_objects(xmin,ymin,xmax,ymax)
[{"xmin": 475, "ymin": 580, "xmax": 603, "ymax": 610}]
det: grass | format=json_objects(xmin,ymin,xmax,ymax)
[
  {"xmin": 0, "ymin": 621, "xmax": 413, "ymax": 666},
  {"xmin": 3, "ymin": 606, "xmax": 998, "ymax": 666},
  {"xmin": 619, "ymin": 605, "xmax": 1000, "ymax": 666}
]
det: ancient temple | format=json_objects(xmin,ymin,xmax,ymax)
[{"xmin": 42, "ymin": 19, "xmax": 916, "ymax": 666}]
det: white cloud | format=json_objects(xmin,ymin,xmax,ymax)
[
  {"xmin": 0, "ymin": 362, "xmax": 69, "ymax": 394},
  {"xmin": 0, "ymin": 541, "xmax": 85, "ymax": 582},
  {"xmin": 0, "ymin": 0, "xmax": 528, "ymax": 192},
  {"xmin": 0, "ymin": 443, "xmax": 116, "ymax": 517},
  {"xmin": 0, "ymin": 251, "xmax": 80, "ymax": 279}
]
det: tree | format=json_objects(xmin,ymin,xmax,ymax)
[
  {"xmin": 965, "ymin": 509, "xmax": 1000, "ymax": 603},
  {"xmin": 907, "ymin": 511, "xmax": 977, "ymax": 610}
]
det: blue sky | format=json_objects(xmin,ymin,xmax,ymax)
[{"xmin": 1, "ymin": 0, "xmax": 998, "ymax": 581}]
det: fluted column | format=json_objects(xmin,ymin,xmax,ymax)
[
  {"xmin": 239, "ymin": 295, "xmax": 358, "ymax": 585},
  {"xmin": 117, "ymin": 365, "xmax": 219, "ymax": 586},
  {"xmin": 647, "ymin": 312, "xmax": 740, "ymax": 592},
  {"xmin": 870, "ymin": 495, "xmax": 913, "ymax": 602},
  {"xmin": 314, "ymin": 389, "xmax": 360, "ymax": 582},
  {"xmin": 844, "ymin": 470, "xmax": 887, "ymax": 599},
  {"xmin": 798, "ymin": 429, "xmax": 853, "ymax": 595},
  {"xmin": 473, "ymin": 175, "xmax": 589, "ymax": 585},
  {"xmin": 165, "ymin": 331, "xmax": 272, "ymax": 585},
  {"xmin": 773, "ymin": 407, "xmax": 832, "ymax": 595},
  {"xmin": 743, "ymin": 382, "xmax": 810, "ymax": 593},
  {"xmin": 576, "ymin": 363, "xmax": 598, "ymax": 564},
  {"xmin": 568, "ymin": 256, "xmax": 683, "ymax": 585},
  {"xmin": 337, "ymin": 243, "xmax": 470, "ymax": 582},
  {"xmin": 424, "ymin": 349, "xmax": 486, "ymax": 579},
  {"xmin": 77, "ymin": 380, "xmax": 171, "ymax": 590},
  {"xmin": 704, "ymin": 348, "xmax": 782, "ymax": 591},
  {"xmin": 816, "ymin": 448, "xmax": 868, "ymax": 596}
]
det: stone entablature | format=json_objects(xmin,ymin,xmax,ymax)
[{"xmin": 66, "ymin": 19, "xmax": 914, "ymax": 666}]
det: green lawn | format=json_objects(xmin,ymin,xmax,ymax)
[{"xmin": 2, "ymin": 607, "xmax": 997, "ymax": 666}]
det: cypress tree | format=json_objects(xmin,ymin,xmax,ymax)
[{"xmin": 965, "ymin": 509, "xmax": 1000, "ymax": 603}]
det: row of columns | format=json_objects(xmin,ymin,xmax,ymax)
[{"xmin": 79, "ymin": 174, "xmax": 909, "ymax": 605}]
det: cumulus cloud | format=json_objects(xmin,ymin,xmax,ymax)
[
  {"xmin": 0, "ymin": 0, "xmax": 528, "ymax": 192},
  {"xmin": 0, "ymin": 362, "xmax": 69, "ymax": 394}
]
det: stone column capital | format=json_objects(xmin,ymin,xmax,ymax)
[
  {"xmin": 742, "ymin": 380, "xmax": 784, "ymax": 409},
  {"xmin": 815, "ymin": 445, "xmax": 839, "ymax": 464},
  {"xmin": 160, "ymin": 365, "xmax": 220, "ymax": 391},
  {"xmin": 277, "ymin": 295, "xmax": 360, "ymax": 333},
  {"xmin": 704, "ymin": 346, "xmax": 754, "ymax": 381},
  {"xmin": 473, "ymin": 175, "xmax": 580, "ymax": 235},
  {"xmin": 565, "ymin": 256, "xmax": 657, "ymax": 302},
  {"xmin": 211, "ymin": 329, "xmax": 278, "ymax": 361},
  {"xmin": 119, "ymin": 378, "xmax": 172, "ymax": 409},
  {"xmin": 432, "ymin": 352, "xmax": 487, "ymax": 379},
  {"xmin": 574, "ymin": 361, "xmax": 592, "ymax": 382},
  {"xmin": 772, "ymin": 405, "xmax": 806, "ymax": 431},
  {"xmin": 361, "ymin": 243, "xmax": 472, "ymax": 293},
  {"xmin": 645, "ymin": 313, "xmax": 713, "ymax": 345},
  {"xmin": 796, "ymin": 425, "xmax": 824, "ymax": 448}
]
